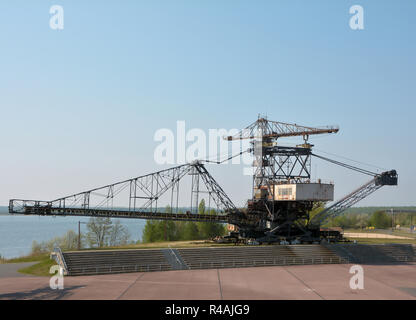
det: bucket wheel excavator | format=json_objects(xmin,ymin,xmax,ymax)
[{"xmin": 9, "ymin": 117, "xmax": 398, "ymax": 244}]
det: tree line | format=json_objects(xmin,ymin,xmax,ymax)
[
  {"xmin": 31, "ymin": 218, "xmax": 131, "ymax": 254},
  {"xmin": 141, "ymin": 199, "xmax": 227, "ymax": 243},
  {"xmin": 29, "ymin": 199, "xmax": 227, "ymax": 254},
  {"xmin": 323, "ymin": 210, "xmax": 415, "ymax": 229}
]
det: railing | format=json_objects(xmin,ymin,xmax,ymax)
[
  {"xmin": 168, "ymin": 246, "xmax": 188, "ymax": 269},
  {"xmin": 51, "ymin": 247, "xmax": 69, "ymax": 275},
  {"xmin": 356, "ymin": 255, "xmax": 415, "ymax": 263},
  {"xmin": 186, "ymin": 256, "xmax": 350, "ymax": 269},
  {"xmin": 396, "ymin": 255, "xmax": 415, "ymax": 262},
  {"xmin": 62, "ymin": 255, "xmax": 416, "ymax": 276},
  {"xmin": 68, "ymin": 263, "xmax": 170, "ymax": 275},
  {"xmin": 9, "ymin": 200, "xmax": 230, "ymax": 224}
]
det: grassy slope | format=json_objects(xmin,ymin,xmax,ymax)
[
  {"xmin": 65, "ymin": 240, "xmax": 237, "ymax": 252},
  {"xmin": 0, "ymin": 253, "xmax": 56, "ymax": 277},
  {"xmin": 17, "ymin": 257, "xmax": 56, "ymax": 277},
  {"xmin": 2, "ymin": 253, "xmax": 50, "ymax": 263}
]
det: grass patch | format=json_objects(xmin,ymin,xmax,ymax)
[
  {"xmin": 65, "ymin": 240, "xmax": 238, "ymax": 252},
  {"xmin": 17, "ymin": 257, "xmax": 56, "ymax": 277},
  {"xmin": 391, "ymin": 230, "xmax": 416, "ymax": 239},
  {"xmin": 0, "ymin": 253, "xmax": 55, "ymax": 277},
  {"xmin": 1, "ymin": 253, "xmax": 50, "ymax": 264}
]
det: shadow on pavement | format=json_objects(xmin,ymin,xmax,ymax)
[{"xmin": 0, "ymin": 285, "xmax": 84, "ymax": 300}]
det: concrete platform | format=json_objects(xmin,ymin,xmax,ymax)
[{"xmin": 0, "ymin": 263, "xmax": 415, "ymax": 300}]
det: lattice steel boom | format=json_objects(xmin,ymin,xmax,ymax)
[
  {"xmin": 309, "ymin": 170, "xmax": 398, "ymax": 226},
  {"xmin": 9, "ymin": 162, "xmax": 237, "ymax": 224}
]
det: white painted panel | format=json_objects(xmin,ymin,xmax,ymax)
[{"xmin": 274, "ymin": 183, "xmax": 334, "ymax": 201}]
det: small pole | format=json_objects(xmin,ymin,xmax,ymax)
[
  {"xmin": 391, "ymin": 209, "xmax": 394, "ymax": 231},
  {"xmin": 78, "ymin": 221, "xmax": 81, "ymax": 250}
]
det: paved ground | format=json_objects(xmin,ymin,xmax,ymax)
[
  {"xmin": 0, "ymin": 263, "xmax": 37, "ymax": 278},
  {"xmin": 344, "ymin": 232, "xmax": 413, "ymax": 239},
  {"xmin": 0, "ymin": 263, "xmax": 415, "ymax": 300}
]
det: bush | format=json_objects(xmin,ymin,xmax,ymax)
[
  {"xmin": 369, "ymin": 211, "xmax": 391, "ymax": 229},
  {"xmin": 30, "ymin": 230, "xmax": 80, "ymax": 255},
  {"xmin": 141, "ymin": 202, "xmax": 227, "ymax": 243},
  {"xmin": 86, "ymin": 217, "xmax": 131, "ymax": 248}
]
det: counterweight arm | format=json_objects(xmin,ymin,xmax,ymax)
[{"xmin": 309, "ymin": 170, "xmax": 398, "ymax": 227}]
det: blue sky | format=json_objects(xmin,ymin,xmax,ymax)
[{"xmin": 0, "ymin": 1, "xmax": 415, "ymax": 207}]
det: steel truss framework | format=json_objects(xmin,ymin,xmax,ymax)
[
  {"xmin": 262, "ymin": 146, "xmax": 312, "ymax": 182},
  {"xmin": 223, "ymin": 117, "xmax": 398, "ymax": 241},
  {"xmin": 9, "ymin": 162, "xmax": 237, "ymax": 223},
  {"xmin": 225, "ymin": 118, "xmax": 339, "ymax": 141},
  {"xmin": 309, "ymin": 170, "xmax": 398, "ymax": 227},
  {"xmin": 251, "ymin": 144, "xmax": 313, "ymax": 201},
  {"xmin": 9, "ymin": 117, "xmax": 398, "ymax": 243},
  {"xmin": 225, "ymin": 117, "xmax": 337, "ymax": 198}
]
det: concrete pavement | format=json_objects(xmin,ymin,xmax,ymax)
[
  {"xmin": 0, "ymin": 263, "xmax": 415, "ymax": 300},
  {"xmin": 0, "ymin": 262, "xmax": 37, "ymax": 278}
]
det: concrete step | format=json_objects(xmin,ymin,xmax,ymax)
[
  {"xmin": 325, "ymin": 244, "xmax": 416, "ymax": 264},
  {"xmin": 62, "ymin": 249, "xmax": 172, "ymax": 276},
  {"xmin": 177, "ymin": 245, "xmax": 345, "ymax": 270}
]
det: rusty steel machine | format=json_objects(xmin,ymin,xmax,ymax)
[
  {"xmin": 223, "ymin": 117, "xmax": 397, "ymax": 243},
  {"xmin": 9, "ymin": 117, "xmax": 398, "ymax": 243}
]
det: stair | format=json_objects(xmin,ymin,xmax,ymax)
[
  {"xmin": 326, "ymin": 244, "xmax": 416, "ymax": 264},
  {"xmin": 161, "ymin": 248, "xmax": 189, "ymax": 270},
  {"xmin": 63, "ymin": 249, "xmax": 172, "ymax": 276},
  {"xmin": 62, "ymin": 243, "xmax": 414, "ymax": 276},
  {"xmin": 177, "ymin": 245, "xmax": 345, "ymax": 270}
]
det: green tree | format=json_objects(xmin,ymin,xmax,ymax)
[
  {"xmin": 30, "ymin": 230, "xmax": 80, "ymax": 254},
  {"xmin": 155, "ymin": 220, "xmax": 178, "ymax": 241},
  {"xmin": 142, "ymin": 220, "xmax": 160, "ymax": 243},
  {"xmin": 369, "ymin": 211, "xmax": 391, "ymax": 229},
  {"xmin": 60, "ymin": 230, "xmax": 80, "ymax": 249},
  {"xmin": 198, "ymin": 199, "xmax": 206, "ymax": 215},
  {"xmin": 141, "ymin": 201, "xmax": 227, "ymax": 243},
  {"xmin": 142, "ymin": 206, "xmax": 180, "ymax": 242},
  {"xmin": 86, "ymin": 217, "xmax": 113, "ymax": 247},
  {"xmin": 161, "ymin": 206, "xmax": 179, "ymax": 241},
  {"xmin": 108, "ymin": 220, "xmax": 131, "ymax": 246},
  {"xmin": 198, "ymin": 209, "xmax": 227, "ymax": 239},
  {"xmin": 182, "ymin": 222, "xmax": 200, "ymax": 240},
  {"xmin": 308, "ymin": 202, "xmax": 325, "ymax": 221}
]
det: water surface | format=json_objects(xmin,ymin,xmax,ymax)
[{"xmin": 0, "ymin": 215, "xmax": 145, "ymax": 259}]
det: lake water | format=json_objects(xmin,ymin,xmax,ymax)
[{"xmin": 0, "ymin": 215, "xmax": 146, "ymax": 259}]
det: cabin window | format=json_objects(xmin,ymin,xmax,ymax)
[{"xmin": 278, "ymin": 188, "xmax": 292, "ymax": 196}]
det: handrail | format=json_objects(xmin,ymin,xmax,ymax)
[
  {"xmin": 168, "ymin": 245, "xmax": 181, "ymax": 264},
  {"xmin": 63, "ymin": 255, "xmax": 357, "ymax": 275},
  {"xmin": 68, "ymin": 263, "xmax": 170, "ymax": 275},
  {"xmin": 188, "ymin": 256, "xmax": 350, "ymax": 268},
  {"xmin": 52, "ymin": 247, "xmax": 68, "ymax": 275}
]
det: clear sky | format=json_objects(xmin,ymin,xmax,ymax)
[{"xmin": 0, "ymin": 1, "xmax": 414, "ymax": 208}]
